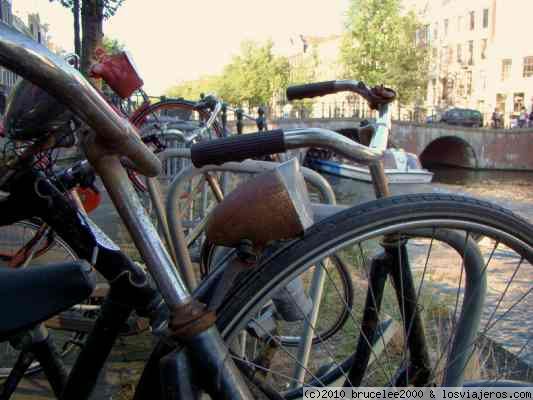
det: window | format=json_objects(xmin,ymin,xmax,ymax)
[
  {"xmin": 470, "ymin": 11, "xmax": 475, "ymax": 30},
  {"xmin": 496, "ymin": 94, "xmax": 507, "ymax": 114},
  {"xmin": 501, "ymin": 59, "xmax": 512, "ymax": 81},
  {"xmin": 433, "ymin": 22, "xmax": 438, "ymax": 41},
  {"xmin": 481, "ymin": 39, "xmax": 488, "ymax": 59},
  {"xmin": 466, "ymin": 71, "xmax": 473, "ymax": 95},
  {"xmin": 444, "ymin": 19, "xmax": 449, "ymax": 36},
  {"xmin": 480, "ymin": 70, "xmax": 487, "ymax": 90},
  {"xmin": 513, "ymin": 93, "xmax": 525, "ymax": 113},
  {"xmin": 468, "ymin": 41, "xmax": 474, "ymax": 65},
  {"xmin": 448, "ymin": 46, "xmax": 453, "ymax": 64},
  {"xmin": 458, "ymin": 16, "xmax": 463, "ymax": 32},
  {"xmin": 483, "ymin": 9, "xmax": 489, "ymax": 28},
  {"xmin": 523, "ymin": 56, "xmax": 533, "ymax": 77},
  {"xmin": 457, "ymin": 44, "xmax": 462, "ymax": 63}
]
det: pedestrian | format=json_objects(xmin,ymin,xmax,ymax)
[
  {"xmin": 519, "ymin": 107, "xmax": 528, "ymax": 128},
  {"xmin": 491, "ymin": 108, "xmax": 502, "ymax": 129},
  {"xmin": 529, "ymin": 109, "xmax": 533, "ymax": 128}
]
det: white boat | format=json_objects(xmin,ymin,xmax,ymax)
[{"xmin": 306, "ymin": 148, "xmax": 433, "ymax": 184}]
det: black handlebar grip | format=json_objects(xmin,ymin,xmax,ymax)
[
  {"xmin": 191, "ymin": 129, "xmax": 285, "ymax": 168},
  {"xmin": 286, "ymin": 81, "xmax": 337, "ymax": 101}
]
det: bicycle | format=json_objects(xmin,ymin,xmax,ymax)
[
  {"xmin": 0, "ymin": 22, "xmax": 532, "ymax": 400},
  {"xmin": 180, "ymin": 80, "xmax": 533, "ymax": 393},
  {"xmin": 0, "ymin": 57, "xmax": 290, "ymax": 379}
]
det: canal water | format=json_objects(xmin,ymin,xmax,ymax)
[{"xmin": 321, "ymin": 166, "xmax": 533, "ymax": 210}]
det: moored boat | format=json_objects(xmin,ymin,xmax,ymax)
[{"xmin": 306, "ymin": 148, "xmax": 433, "ymax": 184}]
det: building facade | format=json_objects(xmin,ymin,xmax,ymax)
[
  {"xmin": 415, "ymin": 0, "xmax": 533, "ymax": 126},
  {"xmin": 274, "ymin": 34, "xmax": 369, "ymax": 119},
  {"xmin": 0, "ymin": 1, "xmax": 50, "ymax": 99},
  {"xmin": 0, "ymin": 0, "xmax": 16, "ymax": 99}
]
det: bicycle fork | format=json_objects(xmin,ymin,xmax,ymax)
[
  {"xmin": 345, "ymin": 231, "xmax": 487, "ymax": 387},
  {"xmin": 345, "ymin": 162, "xmax": 433, "ymax": 386}
]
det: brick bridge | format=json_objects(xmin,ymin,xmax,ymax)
[{"xmin": 267, "ymin": 118, "xmax": 533, "ymax": 170}]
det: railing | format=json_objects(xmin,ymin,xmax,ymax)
[{"xmin": 113, "ymin": 91, "xmax": 533, "ymax": 131}]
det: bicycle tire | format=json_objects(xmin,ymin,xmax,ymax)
[
  {"xmin": 0, "ymin": 220, "xmax": 84, "ymax": 378},
  {"xmin": 128, "ymin": 98, "xmax": 224, "ymax": 193},
  {"xmin": 214, "ymin": 193, "xmax": 533, "ymax": 394},
  {"xmin": 279, "ymin": 253, "xmax": 354, "ymax": 347}
]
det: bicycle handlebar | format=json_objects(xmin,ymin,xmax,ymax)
[
  {"xmin": 190, "ymin": 127, "xmax": 382, "ymax": 168},
  {"xmin": 286, "ymin": 80, "xmax": 396, "ymax": 110},
  {"xmin": 0, "ymin": 22, "xmax": 161, "ymax": 177}
]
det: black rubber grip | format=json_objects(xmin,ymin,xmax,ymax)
[
  {"xmin": 287, "ymin": 81, "xmax": 337, "ymax": 100},
  {"xmin": 191, "ymin": 130, "xmax": 285, "ymax": 167}
]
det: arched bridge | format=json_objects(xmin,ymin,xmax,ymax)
[{"xmin": 271, "ymin": 118, "xmax": 533, "ymax": 170}]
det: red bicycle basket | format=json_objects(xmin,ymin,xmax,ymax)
[{"xmin": 90, "ymin": 51, "xmax": 144, "ymax": 99}]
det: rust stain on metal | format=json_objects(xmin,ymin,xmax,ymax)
[
  {"xmin": 169, "ymin": 300, "xmax": 216, "ymax": 338},
  {"xmin": 205, "ymin": 169, "xmax": 305, "ymax": 249}
]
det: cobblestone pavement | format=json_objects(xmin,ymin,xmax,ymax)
[{"xmin": 11, "ymin": 334, "xmax": 153, "ymax": 399}]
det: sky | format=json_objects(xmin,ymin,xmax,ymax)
[{"xmin": 13, "ymin": 0, "xmax": 350, "ymax": 95}]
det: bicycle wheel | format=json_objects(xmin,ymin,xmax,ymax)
[
  {"xmin": 214, "ymin": 194, "xmax": 533, "ymax": 396},
  {"xmin": 129, "ymin": 98, "xmax": 224, "ymax": 192},
  {"xmin": 0, "ymin": 220, "xmax": 84, "ymax": 378}
]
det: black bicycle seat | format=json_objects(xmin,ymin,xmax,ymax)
[{"xmin": 0, "ymin": 261, "xmax": 96, "ymax": 341}]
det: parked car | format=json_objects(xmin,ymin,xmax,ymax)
[{"xmin": 440, "ymin": 108, "xmax": 483, "ymax": 128}]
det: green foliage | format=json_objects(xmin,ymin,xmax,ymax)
[
  {"xmin": 102, "ymin": 36, "xmax": 125, "ymax": 54},
  {"xmin": 340, "ymin": 0, "xmax": 429, "ymax": 105},
  {"xmin": 217, "ymin": 40, "xmax": 290, "ymax": 107},
  {"xmin": 166, "ymin": 75, "xmax": 220, "ymax": 100},
  {"xmin": 166, "ymin": 40, "xmax": 290, "ymax": 108}
]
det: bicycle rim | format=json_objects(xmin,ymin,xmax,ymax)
[{"xmin": 214, "ymin": 194, "xmax": 533, "ymax": 396}]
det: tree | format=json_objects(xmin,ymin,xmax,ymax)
[
  {"xmin": 166, "ymin": 75, "xmax": 221, "ymax": 100},
  {"xmin": 50, "ymin": 0, "xmax": 81, "ymax": 56},
  {"xmin": 102, "ymin": 36, "xmax": 125, "ymax": 54},
  {"xmin": 165, "ymin": 40, "xmax": 290, "ymax": 109},
  {"xmin": 217, "ymin": 40, "xmax": 290, "ymax": 108},
  {"xmin": 340, "ymin": 0, "xmax": 429, "ymax": 105},
  {"xmin": 50, "ymin": 0, "xmax": 125, "ymax": 78}
]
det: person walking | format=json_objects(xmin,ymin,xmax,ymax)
[
  {"xmin": 519, "ymin": 107, "xmax": 528, "ymax": 128},
  {"xmin": 491, "ymin": 108, "xmax": 502, "ymax": 128}
]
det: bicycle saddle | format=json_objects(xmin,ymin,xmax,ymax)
[{"xmin": 0, "ymin": 261, "xmax": 96, "ymax": 341}]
